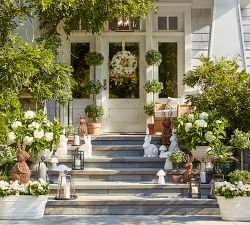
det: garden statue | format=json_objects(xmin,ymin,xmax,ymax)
[
  {"xmin": 79, "ymin": 135, "xmax": 92, "ymax": 158},
  {"xmin": 168, "ymin": 129, "xmax": 180, "ymax": 152},
  {"xmin": 79, "ymin": 116, "xmax": 88, "ymax": 136},
  {"xmin": 159, "ymin": 145, "xmax": 168, "ymax": 158},
  {"xmin": 157, "ymin": 170, "xmax": 166, "ymax": 184},
  {"xmin": 161, "ymin": 116, "xmax": 172, "ymax": 146},
  {"xmin": 55, "ymin": 135, "xmax": 68, "ymax": 158},
  {"xmin": 183, "ymin": 155, "xmax": 194, "ymax": 183},
  {"xmin": 143, "ymin": 135, "xmax": 158, "ymax": 157},
  {"xmin": 12, "ymin": 142, "xmax": 31, "ymax": 184}
]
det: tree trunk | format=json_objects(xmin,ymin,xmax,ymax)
[{"xmin": 241, "ymin": 150, "xmax": 244, "ymax": 170}]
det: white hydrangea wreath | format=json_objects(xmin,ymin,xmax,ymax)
[{"xmin": 110, "ymin": 50, "xmax": 138, "ymax": 77}]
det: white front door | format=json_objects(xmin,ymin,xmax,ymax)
[{"xmin": 102, "ymin": 36, "xmax": 146, "ymax": 133}]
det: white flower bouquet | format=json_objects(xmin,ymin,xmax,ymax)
[
  {"xmin": 174, "ymin": 111, "xmax": 228, "ymax": 150},
  {"xmin": 0, "ymin": 179, "xmax": 49, "ymax": 197},
  {"xmin": 7, "ymin": 110, "xmax": 65, "ymax": 159}
]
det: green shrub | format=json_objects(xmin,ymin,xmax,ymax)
[
  {"xmin": 85, "ymin": 105, "xmax": 104, "ymax": 123},
  {"xmin": 169, "ymin": 150, "xmax": 186, "ymax": 170},
  {"xmin": 144, "ymin": 80, "xmax": 163, "ymax": 94},
  {"xmin": 145, "ymin": 50, "xmax": 162, "ymax": 66},
  {"xmin": 229, "ymin": 170, "xmax": 250, "ymax": 184}
]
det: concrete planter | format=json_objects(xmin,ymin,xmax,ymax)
[
  {"xmin": 0, "ymin": 195, "xmax": 48, "ymax": 219},
  {"xmin": 217, "ymin": 196, "xmax": 250, "ymax": 221}
]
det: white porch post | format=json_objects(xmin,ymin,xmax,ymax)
[{"xmin": 209, "ymin": 0, "xmax": 246, "ymax": 69}]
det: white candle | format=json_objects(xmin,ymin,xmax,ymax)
[
  {"xmin": 74, "ymin": 135, "xmax": 80, "ymax": 145},
  {"xmin": 39, "ymin": 162, "xmax": 47, "ymax": 181},
  {"xmin": 75, "ymin": 159, "xmax": 81, "ymax": 169},
  {"xmin": 64, "ymin": 185, "xmax": 70, "ymax": 198},
  {"xmin": 200, "ymin": 171, "xmax": 207, "ymax": 183},
  {"xmin": 192, "ymin": 186, "xmax": 199, "ymax": 194}
]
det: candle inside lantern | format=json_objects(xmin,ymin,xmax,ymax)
[
  {"xmin": 74, "ymin": 135, "xmax": 80, "ymax": 145},
  {"xmin": 75, "ymin": 159, "xmax": 81, "ymax": 169},
  {"xmin": 64, "ymin": 184, "xmax": 70, "ymax": 198},
  {"xmin": 200, "ymin": 171, "xmax": 206, "ymax": 183}
]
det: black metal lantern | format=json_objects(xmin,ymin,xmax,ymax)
[
  {"xmin": 37, "ymin": 156, "xmax": 49, "ymax": 182},
  {"xmin": 72, "ymin": 148, "xmax": 84, "ymax": 170},
  {"xmin": 188, "ymin": 177, "xmax": 201, "ymax": 198},
  {"xmin": 55, "ymin": 171, "xmax": 77, "ymax": 200}
]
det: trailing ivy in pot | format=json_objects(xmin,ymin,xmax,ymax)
[{"xmin": 169, "ymin": 150, "xmax": 186, "ymax": 183}]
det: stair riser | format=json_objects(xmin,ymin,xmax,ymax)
[
  {"xmin": 45, "ymin": 205, "xmax": 219, "ymax": 215},
  {"xmin": 67, "ymin": 150, "xmax": 144, "ymax": 157},
  {"xmin": 57, "ymin": 162, "xmax": 164, "ymax": 169},
  {"xmin": 68, "ymin": 140, "xmax": 160, "ymax": 146}
]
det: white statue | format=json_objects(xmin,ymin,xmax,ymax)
[
  {"xmin": 159, "ymin": 145, "xmax": 171, "ymax": 158},
  {"xmin": 168, "ymin": 129, "xmax": 180, "ymax": 152},
  {"xmin": 38, "ymin": 161, "xmax": 48, "ymax": 182},
  {"xmin": 79, "ymin": 135, "xmax": 92, "ymax": 158},
  {"xmin": 157, "ymin": 170, "xmax": 166, "ymax": 184},
  {"xmin": 143, "ymin": 135, "xmax": 158, "ymax": 157},
  {"xmin": 55, "ymin": 135, "xmax": 68, "ymax": 158},
  {"xmin": 50, "ymin": 157, "xmax": 59, "ymax": 171}
]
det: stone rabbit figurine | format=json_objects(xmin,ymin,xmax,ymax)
[
  {"xmin": 12, "ymin": 142, "xmax": 31, "ymax": 184},
  {"xmin": 79, "ymin": 135, "xmax": 92, "ymax": 158},
  {"xmin": 143, "ymin": 135, "xmax": 158, "ymax": 157}
]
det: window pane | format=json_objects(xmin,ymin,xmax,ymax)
[
  {"xmin": 71, "ymin": 43, "xmax": 90, "ymax": 98},
  {"xmin": 158, "ymin": 42, "xmax": 178, "ymax": 98},
  {"xmin": 109, "ymin": 43, "xmax": 139, "ymax": 99},
  {"xmin": 169, "ymin": 17, "xmax": 178, "ymax": 30},
  {"xmin": 158, "ymin": 17, "xmax": 167, "ymax": 30}
]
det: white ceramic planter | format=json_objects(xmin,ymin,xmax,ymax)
[
  {"xmin": 217, "ymin": 196, "xmax": 250, "ymax": 221},
  {"xmin": 0, "ymin": 195, "xmax": 48, "ymax": 219},
  {"xmin": 191, "ymin": 146, "xmax": 214, "ymax": 163}
]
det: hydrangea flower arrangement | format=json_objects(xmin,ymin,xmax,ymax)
[
  {"xmin": 174, "ymin": 111, "xmax": 228, "ymax": 150},
  {"xmin": 7, "ymin": 110, "xmax": 65, "ymax": 159},
  {"xmin": 0, "ymin": 179, "xmax": 49, "ymax": 197}
]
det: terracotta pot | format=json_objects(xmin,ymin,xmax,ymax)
[
  {"xmin": 87, "ymin": 123, "xmax": 101, "ymax": 135},
  {"xmin": 147, "ymin": 123, "xmax": 155, "ymax": 135},
  {"xmin": 172, "ymin": 174, "xmax": 182, "ymax": 183}
]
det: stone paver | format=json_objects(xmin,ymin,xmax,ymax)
[{"xmin": 0, "ymin": 215, "xmax": 250, "ymax": 225}]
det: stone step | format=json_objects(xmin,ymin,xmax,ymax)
[
  {"xmin": 67, "ymin": 145, "xmax": 145, "ymax": 157},
  {"xmin": 68, "ymin": 135, "xmax": 161, "ymax": 146},
  {"xmin": 57, "ymin": 156, "xmax": 165, "ymax": 168},
  {"xmin": 45, "ymin": 196, "xmax": 219, "ymax": 215},
  {"xmin": 49, "ymin": 181, "xmax": 211, "ymax": 197}
]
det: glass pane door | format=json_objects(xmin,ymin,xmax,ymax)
[{"xmin": 109, "ymin": 42, "xmax": 139, "ymax": 99}]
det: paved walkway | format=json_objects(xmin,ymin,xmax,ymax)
[{"xmin": 1, "ymin": 215, "xmax": 250, "ymax": 225}]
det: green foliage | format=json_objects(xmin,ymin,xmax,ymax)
[
  {"xmin": 215, "ymin": 181, "xmax": 244, "ymax": 199},
  {"xmin": 169, "ymin": 150, "xmax": 186, "ymax": 169},
  {"xmin": 144, "ymin": 80, "xmax": 163, "ymax": 94},
  {"xmin": 145, "ymin": 50, "xmax": 162, "ymax": 66},
  {"xmin": 174, "ymin": 111, "xmax": 228, "ymax": 151},
  {"xmin": 143, "ymin": 102, "xmax": 156, "ymax": 117},
  {"xmin": 0, "ymin": 146, "xmax": 17, "ymax": 167},
  {"xmin": 85, "ymin": 105, "xmax": 104, "ymax": 123},
  {"xmin": 84, "ymin": 52, "xmax": 104, "ymax": 66},
  {"xmin": 183, "ymin": 56, "xmax": 250, "ymax": 133},
  {"xmin": 0, "ymin": 36, "xmax": 73, "ymax": 104},
  {"xmin": 229, "ymin": 170, "xmax": 250, "ymax": 184},
  {"xmin": 83, "ymin": 80, "xmax": 103, "ymax": 96},
  {"xmin": 27, "ymin": 179, "xmax": 50, "ymax": 196},
  {"xmin": 208, "ymin": 143, "xmax": 234, "ymax": 162},
  {"xmin": 64, "ymin": 124, "xmax": 76, "ymax": 137}
]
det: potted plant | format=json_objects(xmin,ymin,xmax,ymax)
[
  {"xmin": 169, "ymin": 150, "xmax": 186, "ymax": 183},
  {"xmin": 229, "ymin": 170, "xmax": 250, "ymax": 184},
  {"xmin": 85, "ymin": 105, "xmax": 104, "ymax": 135},
  {"xmin": 215, "ymin": 173, "xmax": 250, "ymax": 221},
  {"xmin": 143, "ymin": 102, "xmax": 157, "ymax": 135},
  {"xmin": 229, "ymin": 129, "xmax": 250, "ymax": 170},
  {"xmin": 0, "ymin": 179, "xmax": 49, "ymax": 219},
  {"xmin": 208, "ymin": 143, "xmax": 237, "ymax": 177},
  {"xmin": 174, "ymin": 110, "xmax": 228, "ymax": 163}
]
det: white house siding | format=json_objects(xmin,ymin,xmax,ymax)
[
  {"xmin": 241, "ymin": 4, "xmax": 250, "ymax": 72},
  {"xmin": 191, "ymin": 9, "xmax": 211, "ymax": 68}
]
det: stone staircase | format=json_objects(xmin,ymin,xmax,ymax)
[{"xmin": 44, "ymin": 135, "xmax": 219, "ymax": 215}]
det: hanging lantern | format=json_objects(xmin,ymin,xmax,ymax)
[
  {"xmin": 37, "ymin": 156, "xmax": 48, "ymax": 182},
  {"xmin": 55, "ymin": 171, "xmax": 77, "ymax": 200},
  {"xmin": 72, "ymin": 148, "xmax": 84, "ymax": 170},
  {"xmin": 188, "ymin": 177, "xmax": 201, "ymax": 198}
]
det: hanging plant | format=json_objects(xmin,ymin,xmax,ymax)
[
  {"xmin": 144, "ymin": 79, "xmax": 163, "ymax": 94},
  {"xmin": 110, "ymin": 51, "xmax": 137, "ymax": 78},
  {"xmin": 145, "ymin": 50, "xmax": 162, "ymax": 66},
  {"xmin": 84, "ymin": 52, "xmax": 104, "ymax": 66}
]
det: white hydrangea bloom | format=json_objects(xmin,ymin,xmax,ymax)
[
  {"xmin": 8, "ymin": 132, "xmax": 16, "ymax": 144},
  {"xmin": 185, "ymin": 123, "xmax": 193, "ymax": 132},
  {"xmin": 11, "ymin": 121, "xmax": 22, "ymax": 129},
  {"xmin": 194, "ymin": 119, "xmax": 207, "ymax": 128},
  {"xmin": 23, "ymin": 136, "xmax": 34, "ymax": 146},
  {"xmin": 205, "ymin": 131, "xmax": 215, "ymax": 142},
  {"xmin": 187, "ymin": 114, "xmax": 194, "ymax": 121},
  {"xmin": 34, "ymin": 130, "xmax": 44, "ymax": 139},
  {"xmin": 216, "ymin": 120, "xmax": 222, "ymax": 124},
  {"xmin": 45, "ymin": 132, "xmax": 53, "ymax": 142},
  {"xmin": 28, "ymin": 122, "xmax": 40, "ymax": 129},
  {"xmin": 59, "ymin": 135, "xmax": 68, "ymax": 144},
  {"xmin": 199, "ymin": 112, "xmax": 209, "ymax": 120},
  {"xmin": 24, "ymin": 111, "xmax": 36, "ymax": 119}
]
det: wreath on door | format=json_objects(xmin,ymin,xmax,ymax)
[{"xmin": 110, "ymin": 50, "xmax": 138, "ymax": 78}]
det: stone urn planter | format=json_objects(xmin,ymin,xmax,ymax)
[
  {"xmin": 217, "ymin": 196, "xmax": 250, "ymax": 221},
  {"xmin": 87, "ymin": 123, "xmax": 101, "ymax": 135},
  {"xmin": 0, "ymin": 195, "xmax": 48, "ymax": 219},
  {"xmin": 192, "ymin": 146, "xmax": 214, "ymax": 163}
]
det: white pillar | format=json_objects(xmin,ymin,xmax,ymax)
[{"xmin": 209, "ymin": 0, "xmax": 246, "ymax": 69}]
